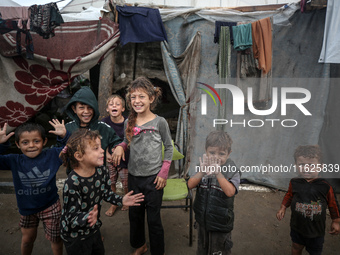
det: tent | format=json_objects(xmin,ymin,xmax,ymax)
[
  {"xmin": 0, "ymin": 0, "xmax": 21, "ymax": 7},
  {"xmin": 1, "ymin": 0, "xmax": 339, "ymax": 191}
]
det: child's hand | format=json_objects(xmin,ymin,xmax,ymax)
[
  {"xmin": 122, "ymin": 190, "xmax": 144, "ymax": 207},
  {"xmin": 106, "ymin": 149, "xmax": 113, "ymax": 164},
  {"xmin": 199, "ymin": 154, "xmax": 209, "ymax": 171},
  {"xmin": 329, "ymin": 220, "xmax": 340, "ymax": 235},
  {"xmin": 207, "ymin": 156, "xmax": 221, "ymax": 176},
  {"xmin": 87, "ymin": 204, "xmax": 98, "ymax": 227},
  {"xmin": 276, "ymin": 206, "xmax": 286, "ymax": 221},
  {"xmin": 154, "ymin": 176, "xmax": 166, "ymax": 190},
  {"xmin": 49, "ymin": 119, "xmax": 66, "ymax": 138},
  {"xmin": 0, "ymin": 123, "xmax": 14, "ymax": 144},
  {"xmin": 112, "ymin": 146, "xmax": 125, "ymax": 166}
]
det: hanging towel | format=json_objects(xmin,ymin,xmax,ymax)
[
  {"xmin": 232, "ymin": 23, "xmax": 252, "ymax": 51},
  {"xmin": 116, "ymin": 6, "xmax": 167, "ymax": 46},
  {"xmin": 251, "ymin": 17, "xmax": 272, "ymax": 74},
  {"xmin": 214, "ymin": 21, "xmax": 237, "ymax": 44}
]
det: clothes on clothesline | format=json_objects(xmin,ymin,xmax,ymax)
[
  {"xmin": 214, "ymin": 21, "xmax": 237, "ymax": 44},
  {"xmin": 29, "ymin": 2, "xmax": 64, "ymax": 39},
  {"xmin": 16, "ymin": 20, "xmax": 34, "ymax": 60},
  {"xmin": 214, "ymin": 16, "xmax": 272, "ymax": 75},
  {"xmin": 116, "ymin": 5, "xmax": 167, "ymax": 46},
  {"xmin": 252, "ymin": 17, "xmax": 272, "ymax": 74},
  {"xmin": 232, "ymin": 23, "xmax": 252, "ymax": 51}
]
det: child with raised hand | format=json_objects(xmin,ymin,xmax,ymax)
[
  {"xmin": 188, "ymin": 130, "xmax": 241, "ymax": 255},
  {"xmin": 276, "ymin": 145, "xmax": 340, "ymax": 255},
  {"xmin": 101, "ymin": 94, "xmax": 129, "ymax": 216},
  {"xmin": 0, "ymin": 120, "xmax": 69, "ymax": 255},
  {"xmin": 59, "ymin": 129, "xmax": 144, "ymax": 255},
  {"xmin": 113, "ymin": 77, "xmax": 173, "ymax": 255}
]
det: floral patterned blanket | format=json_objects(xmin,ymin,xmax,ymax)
[{"xmin": 0, "ymin": 18, "xmax": 119, "ymax": 131}]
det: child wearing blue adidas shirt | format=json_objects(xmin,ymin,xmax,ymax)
[{"xmin": 0, "ymin": 121, "xmax": 69, "ymax": 255}]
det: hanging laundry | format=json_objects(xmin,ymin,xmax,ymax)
[
  {"xmin": 214, "ymin": 21, "xmax": 237, "ymax": 44},
  {"xmin": 251, "ymin": 17, "xmax": 272, "ymax": 74},
  {"xmin": 116, "ymin": 5, "xmax": 167, "ymax": 46},
  {"xmin": 29, "ymin": 2, "xmax": 64, "ymax": 39},
  {"xmin": 16, "ymin": 20, "xmax": 34, "ymax": 60},
  {"xmin": 232, "ymin": 23, "xmax": 252, "ymax": 51},
  {"xmin": 216, "ymin": 26, "xmax": 231, "ymax": 84}
]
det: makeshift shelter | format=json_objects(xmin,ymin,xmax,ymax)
[{"xmin": 1, "ymin": 0, "xmax": 339, "ymax": 192}]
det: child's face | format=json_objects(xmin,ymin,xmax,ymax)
[
  {"xmin": 106, "ymin": 97, "xmax": 125, "ymax": 118},
  {"xmin": 206, "ymin": 146, "xmax": 230, "ymax": 166},
  {"xmin": 72, "ymin": 102, "xmax": 94, "ymax": 127},
  {"xmin": 16, "ymin": 131, "xmax": 47, "ymax": 158},
  {"xmin": 296, "ymin": 156, "xmax": 320, "ymax": 180},
  {"xmin": 130, "ymin": 89, "xmax": 154, "ymax": 115},
  {"xmin": 80, "ymin": 138, "xmax": 104, "ymax": 168}
]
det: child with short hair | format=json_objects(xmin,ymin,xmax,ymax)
[
  {"xmin": 188, "ymin": 130, "xmax": 241, "ymax": 255},
  {"xmin": 113, "ymin": 77, "xmax": 173, "ymax": 255},
  {"xmin": 0, "ymin": 120, "xmax": 69, "ymax": 255},
  {"xmin": 101, "ymin": 94, "xmax": 129, "ymax": 216},
  {"xmin": 59, "ymin": 129, "xmax": 144, "ymax": 255},
  {"xmin": 61, "ymin": 86, "xmax": 122, "ymax": 174},
  {"xmin": 276, "ymin": 145, "xmax": 340, "ymax": 255}
]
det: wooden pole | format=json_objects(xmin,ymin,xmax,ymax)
[{"xmin": 98, "ymin": 50, "xmax": 115, "ymax": 120}]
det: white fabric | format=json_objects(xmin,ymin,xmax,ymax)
[
  {"xmin": 319, "ymin": 0, "xmax": 340, "ymax": 63},
  {"xmin": 61, "ymin": 6, "xmax": 109, "ymax": 22}
]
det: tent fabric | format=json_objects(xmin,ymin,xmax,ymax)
[
  {"xmin": 160, "ymin": 31, "xmax": 201, "ymax": 174},
  {"xmin": 0, "ymin": 18, "xmax": 120, "ymax": 132},
  {"xmin": 163, "ymin": 8, "xmax": 333, "ymax": 190},
  {"xmin": 318, "ymin": 0, "xmax": 340, "ymax": 63}
]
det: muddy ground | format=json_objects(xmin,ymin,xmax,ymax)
[{"xmin": 0, "ymin": 169, "xmax": 339, "ymax": 255}]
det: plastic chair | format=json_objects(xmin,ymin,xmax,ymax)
[{"xmin": 161, "ymin": 143, "xmax": 193, "ymax": 246}]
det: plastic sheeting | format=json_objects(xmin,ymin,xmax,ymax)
[
  {"xmin": 163, "ymin": 7, "xmax": 337, "ymax": 191},
  {"xmin": 318, "ymin": 0, "xmax": 340, "ymax": 63}
]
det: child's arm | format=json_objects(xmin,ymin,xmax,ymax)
[
  {"xmin": 49, "ymin": 119, "xmax": 67, "ymax": 138},
  {"xmin": 154, "ymin": 118, "xmax": 173, "ymax": 190},
  {"xmin": 188, "ymin": 154, "xmax": 209, "ymax": 189},
  {"xmin": 216, "ymin": 172, "xmax": 237, "ymax": 197},
  {"xmin": 326, "ymin": 183, "xmax": 340, "ymax": 235},
  {"xmin": 0, "ymin": 123, "xmax": 14, "ymax": 144},
  {"xmin": 276, "ymin": 181, "xmax": 293, "ymax": 221}
]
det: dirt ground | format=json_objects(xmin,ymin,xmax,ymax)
[{"xmin": 1, "ymin": 170, "xmax": 340, "ymax": 255}]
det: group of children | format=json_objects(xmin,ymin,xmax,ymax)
[{"xmin": 0, "ymin": 76, "xmax": 339, "ymax": 255}]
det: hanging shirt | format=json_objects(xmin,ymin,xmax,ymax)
[{"xmin": 116, "ymin": 5, "xmax": 167, "ymax": 46}]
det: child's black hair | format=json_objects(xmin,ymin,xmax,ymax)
[
  {"xmin": 294, "ymin": 145, "xmax": 323, "ymax": 164},
  {"xmin": 15, "ymin": 122, "xmax": 46, "ymax": 143},
  {"xmin": 205, "ymin": 130, "xmax": 233, "ymax": 154}
]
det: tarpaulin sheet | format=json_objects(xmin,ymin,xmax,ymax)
[{"xmin": 164, "ymin": 8, "xmax": 336, "ymax": 191}]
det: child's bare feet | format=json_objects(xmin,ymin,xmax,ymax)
[
  {"xmin": 121, "ymin": 205, "xmax": 129, "ymax": 211},
  {"xmin": 131, "ymin": 243, "xmax": 147, "ymax": 255},
  {"xmin": 105, "ymin": 205, "xmax": 117, "ymax": 217}
]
